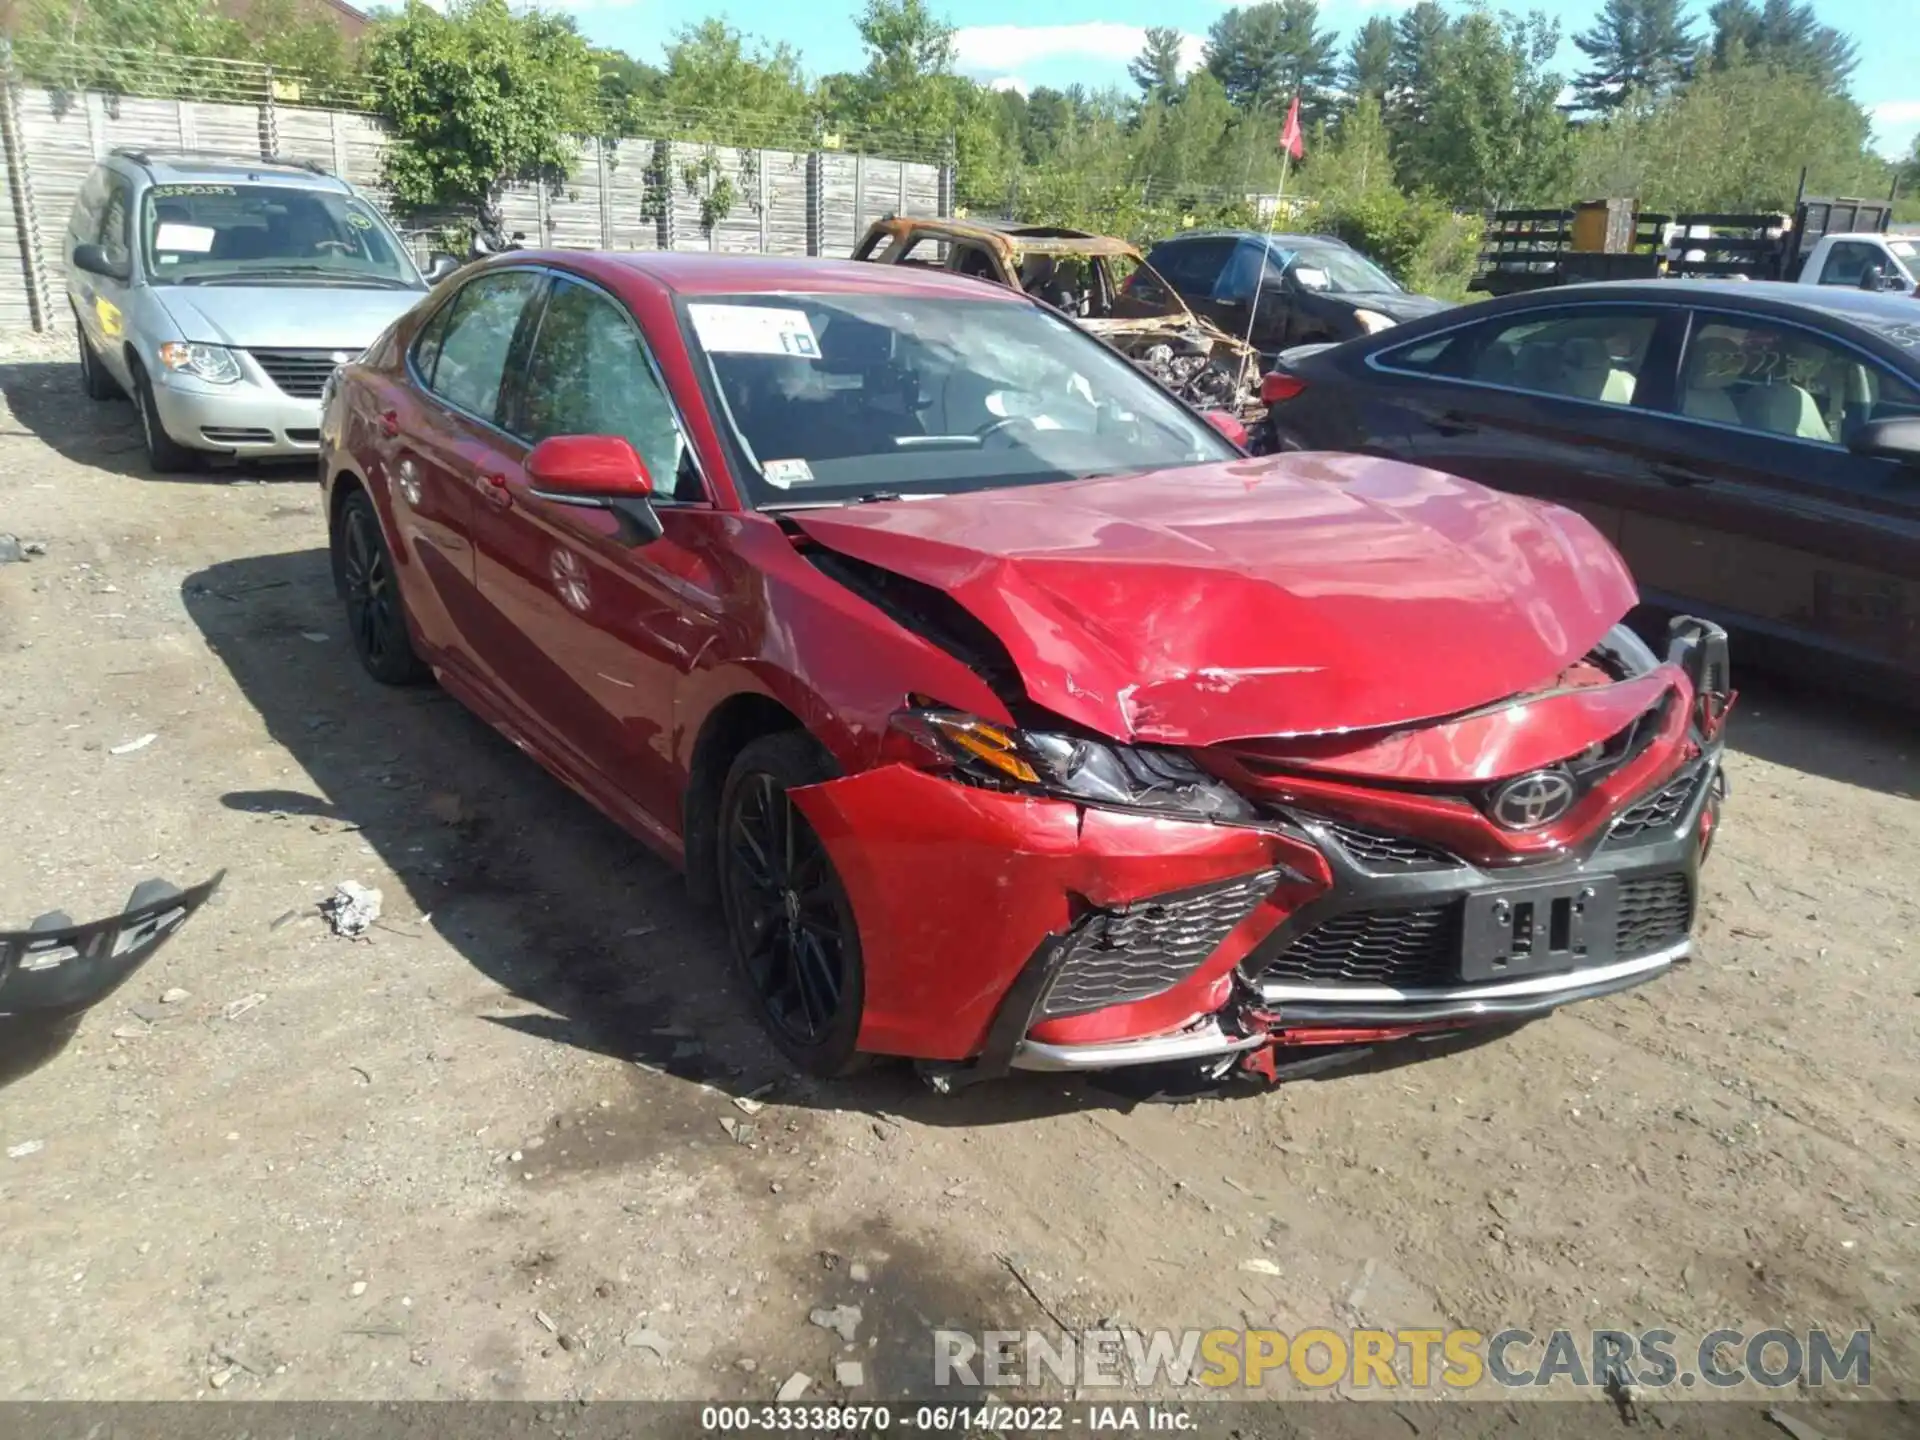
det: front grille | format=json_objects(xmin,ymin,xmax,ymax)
[
  {"xmin": 1314, "ymin": 818, "xmax": 1462, "ymax": 870},
  {"xmin": 200, "ymin": 426, "xmax": 272, "ymax": 445},
  {"xmin": 1039, "ymin": 869, "xmax": 1283, "ymax": 1017},
  {"xmin": 1604, "ymin": 765, "xmax": 1706, "ymax": 848},
  {"xmin": 285, "ymin": 428, "xmax": 320, "ymax": 445},
  {"xmin": 247, "ymin": 349, "xmax": 339, "ymax": 399},
  {"xmin": 1615, "ymin": 873, "xmax": 1692, "ymax": 954},
  {"xmin": 1258, "ymin": 905, "xmax": 1458, "ymax": 989}
]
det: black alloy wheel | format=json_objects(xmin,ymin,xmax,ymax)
[
  {"xmin": 335, "ymin": 488, "xmax": 428, "ymax": 685},
  {"xmin": 716, "ymin": 733, "xmax": 865, "ymax": 1077}
]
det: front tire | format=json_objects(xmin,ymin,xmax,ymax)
[
  {"xmin": 333, "ymin": 488, "xmax": 429, "ymax": 686},
  {"xmin": 75, "ymin": 316, "xmax": 118, "ymax": 400},
  {"xmin": 716, "ymin": 733, "xmax": 866, "ymax": 1078},
  {"xmin": 129, "ymin": 361, "xmax": 195, "ymax": 473}
]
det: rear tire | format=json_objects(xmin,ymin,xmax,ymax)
[
  {"xmin": 129, "ymin": 361, "xmax": 195, "ymax": 474},
  {"xmin": 75, "ymin": 316, "xmax": 118, "ymax": 400},
  {"xmin": 333, "ymin": 488, "xmax": 429, "ymax": 686},
  {"xmin": 716, "ymin": 732, "xmax": 867, "ymax": 1079}
]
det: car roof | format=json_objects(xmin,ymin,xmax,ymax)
[
  {"xmin": 109, "ymin": 149, "xmax": 349, "ymax": 192},
  {"xmin": 534, "ymin": 250, "xmax": 1038, "ymax": 302},
  {"xmin": 864, "ymin": 214, "xmax": 1143, "ymax": 259},
  {"xmin": 1157, "ymin": 230, "xmax": 1351, "ymax": 250},
  {"xmin": 1506, "ymin": 278, "xmax": 1920, "ymax": 324}
]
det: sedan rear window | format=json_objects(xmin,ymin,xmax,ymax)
[{"xmin": 683, "ymin": 292, "xmax": 1235, "ymax": 507}]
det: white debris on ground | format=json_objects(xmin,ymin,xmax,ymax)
[{"xmin": 319, "ymin": 881, "xmax": 383, "ymax": 938}]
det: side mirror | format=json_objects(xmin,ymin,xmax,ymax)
[
  {"xmin": 1202, "ymin": 410, "xmax": 1249, "ymax": 449},
  {"xmin": 425, "ymin": 252, "xmax": 461, "ymax": 284},
  {"xmin": 1847, "ymin": 415, "xmax": 1920, "ymax": 467},
  {"xmin": 72, "ymin": 243, "xmax": 126, "ymax": 281},
  {"xmin": 526, "ymin": 435, "xmax": 662, "ymax": 544}
]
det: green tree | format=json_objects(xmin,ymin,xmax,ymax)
[
  {"xmin": 1343, "ymin": 17, "xmax": 1395, "ymax": 103},
  {"xmin": 1204, "ymin": 1, "xmax": 1338, "ymax": 119},
  {"xmin": 1403, "ymin": 6, "xmax": 1571, "ymax": 209},
  {"xmin": 1570, "ymin": 58, "xmax": 1885, "ymax": 210},
  {"xmin": 1127, "ymin": 26, "xmax": 1187, "ymax": 100},
  {"xmin": 1384, "ymin": 1, "xmax": 1451, "ymax": 152},
  {"xmin": 656, "ymin": 19, "xmax": 810, "ymax": 128},
  {"xmin": 366, "ymin": 0, "xmax": 601, "ymax": 220},
  {"xmin": 1706, "ymin": 0, "xmax": 1857, "ymax": 94},
  {"xmin": 1572, "ymin": 0, "xmax": 1696, "ymax": 110}
]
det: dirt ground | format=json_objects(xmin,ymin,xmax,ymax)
[{"xmin": 1, "ymin": 330, "xmax": 1917, "ymax": 1430}]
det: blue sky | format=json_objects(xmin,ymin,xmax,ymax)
[{"xmin": 557, "ymin": 0, "xmax": 1920, "ymax": 160}]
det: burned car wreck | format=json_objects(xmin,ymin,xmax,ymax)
[{"xmin": 853, "ymin": 216, "xmax": 1261, "ymax": 418}]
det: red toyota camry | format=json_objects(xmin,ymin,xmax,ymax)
[{"xmin": 318, "ymin": 250, "xmax": 1732, "ymax": 1086}]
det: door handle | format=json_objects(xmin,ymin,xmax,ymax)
[
  {"xmin": 1652, "ymin": 462, "xmax": 1714, "ymax": 487},
  {"xmin": 379, "ymin": 409, "xmax": 400, "ymax": 439},
  {"xmin": 479, "ymin": 473, "xmax": 512, "ymax": 510}
]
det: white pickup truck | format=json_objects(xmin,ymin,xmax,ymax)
[{"xmin": 1792, "ymin": 232, "xmax": 1918, "ymax": 292}]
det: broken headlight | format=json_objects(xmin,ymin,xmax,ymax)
[{"xmin": 885, "ymin": 708, "xmax": 1257, "ymax": 824}]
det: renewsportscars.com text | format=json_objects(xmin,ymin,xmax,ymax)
[{"xmin": 933, "ymin": 1326, "xmax": 1871, "ymax": 1391}]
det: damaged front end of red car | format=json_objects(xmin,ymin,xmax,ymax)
[
  {"xmin": 789, "ymin": 613, "xmax": 1732, "ymax": 1090},
  {"xmin": 777, "ymin": 458, "xmax": 1734, "ymax": 1086}
]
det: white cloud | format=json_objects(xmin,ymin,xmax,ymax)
[
  {"xmin": 988, "ymin": 76, "xmax": 1032, "ymax": 97},
  {"xmin": 951, "ymin": 23, "xmax": 1206, "ymax": 81},
  {"xmin": 1870, "ymin": 99, "xmax": 1920, "ymax": 159}
]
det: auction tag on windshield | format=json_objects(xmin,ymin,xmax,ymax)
[
  {"xmin": 688, "ymin": 304, "xmax": 820, "ymax": 358},
  {"xmin": 1292, "ymin": 266, "xmax": 1330, "ymax": 289},
  {"xmin": 154, "ymin": 223, "xmax": 217, "ymax": 253},
  {"xmin": 761, "ymin": 458, "xmax": 814, "ymax": 488}
]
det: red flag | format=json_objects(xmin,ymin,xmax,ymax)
[{"xmin": 1280, "ymin": 94, "xmax": 1304, "ymax": 160}]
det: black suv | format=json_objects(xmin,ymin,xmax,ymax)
[{"xmin": 1143, "ymin": 230, "xmax": 1454, "ymax": 360}]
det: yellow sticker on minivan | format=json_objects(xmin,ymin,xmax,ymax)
[{"xmin": 95, "ymin": 296, "xmax": 124, "ymax": 338}]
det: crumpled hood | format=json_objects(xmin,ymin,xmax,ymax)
[
  {"xmin": 155, "ymin": 284, "xmax": 424, "ymax": 350},
  {"xmin": 792, "ymin": 454, "xmax": 1638, "ymax": 745}
]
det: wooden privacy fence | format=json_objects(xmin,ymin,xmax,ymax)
[{"xmin": 0, "ymin": 76, "xmax": 953, "ymax": 334}]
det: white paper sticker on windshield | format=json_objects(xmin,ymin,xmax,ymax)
[
  {"xmin": 1292, "ymin": 266, "xmax": 1330, "ymax": 289},
  {"xmin": 154, "ymin": 223, "xmax": 217, "ymax": 254},
  {"xmin": 688, "ymin": 304, "xmax": 820, "ymax": 358},
  {"xmin": 761, "ymin": 457, "xmax": 814, "ymax": 488}
]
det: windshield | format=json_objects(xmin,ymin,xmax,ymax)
[
  {"xmin": 1280, "ymin": 245, "xmax": 1400, "ymax": 295},
  {"xmin": 140, "ymin": 183, "xmax": 421, "ymax": 289},
  {"xmin": 683, "ymin": 292, "xmax": 1236, "ymax": 508}
]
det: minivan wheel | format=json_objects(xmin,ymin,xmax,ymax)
[
  {"xmin": 128, "ymin": 361, "xmax": 195, "ymax": 473},
  {"xmin": 716, "ymin": 733, "xmax": 867, "ymax": 1079},
  {"xmin": 333, "ymin": 488, "xmax": 429, "ymax": 686},
  {"xmin": 75, "ymin": 318, "xmax": 118, "ymax": 400}
]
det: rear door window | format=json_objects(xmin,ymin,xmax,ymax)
[
  {"xmin": 1149, "ymin": 238, "xmax": 1237, "ymax": 296},
  {"xmin": 423, "ymin": 270, "xmax": 544, "ymax": 424},
  {"xmin": 1378, "ymin": 306, "xmax": 1663, "ymax": 408}
]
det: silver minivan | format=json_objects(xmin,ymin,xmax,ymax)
[{"xmin": 64, "ymin": 149, "xmax": 456, "ymax": 471}]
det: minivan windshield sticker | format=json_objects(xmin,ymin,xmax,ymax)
[
  {"xmin": 150, "ymin": 184, "xmax": 237, "ymax": 197},
  {"xmin": 688, "ymin": 304, "xmax": 820, "ymax": 358},
  {"xmin": 154, "ymin": 222, "xmax": 217, "ymax": 253}
]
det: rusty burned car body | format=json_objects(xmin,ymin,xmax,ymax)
[{"xmin": 853, "ymin": 215, "xmax": 1262, "ymax": 419}]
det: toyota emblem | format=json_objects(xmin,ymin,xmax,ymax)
[{"xmin": 1490, "ymin": 769, "xmax": 1576, "ymax": 830}]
